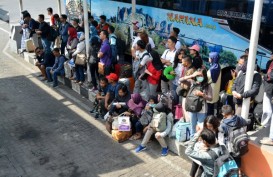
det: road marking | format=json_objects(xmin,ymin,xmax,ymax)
[{"xmin": 0, "ymin": 27, "xmax": 10, "ymax": 34}]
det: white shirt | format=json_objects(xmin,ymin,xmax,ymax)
[
  {"xmin": 136, "ymin": 50, "xmax": 152, "ymax": 66},
  {"xmin": 161, "ymin": 49, "xmax": 176, "ymax": 67},
  {"xmin": 173, "ymin": 63, "xmax": 183, "ymax": 85},
  {"xmin": 132, "ymin": 36, "xmax": 155, "ymax": 49}
]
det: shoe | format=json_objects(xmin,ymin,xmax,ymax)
[
  {"xmin": 78, "ymin": 81, "xmax": 83, "ymax": 85},
  {"xmin": 73, "ymin": 80, "xmax": 79, "ymax": 83},
  {"xmin": 52, "ymin": 84, "xmax": 58, "ymax": 88},
  {"xmin": 161, "ymin": 147, "xmax": 168, "ymax": 156},
  {"xmin": 135, "ymin": 145, "xmax": 146, "ymax": 153},
  {"xmin": 89, "ymin": 109, "xmax": 98, "ymax": 114},
  {"xmin": 47, "ymin": 80, "xmax": 53, "ymax": 83},
  {"xmin": 69, "ymin": 77, "xmax": 75, "ymax": 80},
  {"xmin": 41, "ymin": 78, "xmax": 47, "ymax": 81}
]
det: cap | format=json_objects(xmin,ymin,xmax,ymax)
[
  {"xmin": 189, "ymin": 44, "xmax": 200, "ymax": 52},
  {"xmin": 72, "ymin": 18, "xmax": 79, "ymax": 23},
  {"xmin": 106, "ymin": 73, "xmax": 119, "ymax": 81}
]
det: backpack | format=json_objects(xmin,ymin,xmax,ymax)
[
  {"xmin": 150, "ymin": 112, "xmax": 167, "ymax": 132},
  {"xmin": 116, "ymin": 37, "xmax": 126, "ymax": 56},
  {"xmin": 133, "ymin": 52, "xmax": 150, "ymax": 78},
  {"xmin": 159, "ymin": 92, "xmax": 173, "ymax": 110},
  {"xmin": 208, "ymin": 145, "xmax": 239, "ymax": 177},
  {"xmin": 185, "ymin": 84, "xmax": 203, "ymax": 112},
  {"xmin": 225, "ymin": 125, "xmax": 249, "ymax": 158},
  {"xmin": 175, "ymin": 121, "xmax": 191, "ymax": 142},
  {"xmin": 254, "ymin": 72, "xmax": 264, "ymax": 103},
  {"xmin": 47, "ymin": 26, "xmax": 58, "ymax": 42}
]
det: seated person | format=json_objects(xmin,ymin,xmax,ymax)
[
  {"xmin": 90, "ymin": 77, "xmax": 109, "ymax": 119},
  {"xmin": 185, "ymin": 129, "xmax": 221, "ymax": 177},
  {"xmin": 108, "ymin": 84, "xmax": 131, "ymax": 117},
  {"xmin": 102, "ymin": 73, "xmax": 120, "ymax": 117},
  {"xmin": 135, "ymin": 102, "xmax": 173, "ymax": 156},
  {"xmin": 46, "ymin": 48, "xmax": 65, "ymax": 87},
  {"xmin": 125, "ymin": 93, "xmax": 147, "ymax": 140},
  {"xmin": 34, "ymin": 47, "xmax": 55, "ymax": 81}
]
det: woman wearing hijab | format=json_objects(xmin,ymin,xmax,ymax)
[
  {"xmin": 66, "ymin": 27, "xmax": 79, "ymax": 57},
  {"xmin": 207, "ymin": 52, "xmax": 221, "ymax": 115},
  {"xmin": 144, "ymin": 50, "xmax": 163, "ymax": 97},
  {"xmin": 125, "ymin": 93, "xmax": 147, "ymax": 140}
]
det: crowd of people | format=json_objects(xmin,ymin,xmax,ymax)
[{"xmin": 19, "ymin": 7, "xmax": 273, "ymax": 177}]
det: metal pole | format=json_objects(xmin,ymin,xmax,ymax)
[
  {"xmin": 131, "ymin": 0, "xmax": 136, "ymax": 39},
  {"xmin": 57, "ymin": 0, "xmax": 62, "ymax": 15},
  {"xmin": 241, "ymin": 0, "xmax": 263, "ymax": 119},
  {"xmin": 83, "ymin": 0, "xmax": 91, "ymax": 82},
  {"xmin": 19, "ymin": 0, "xmax": 23, "ymax": 17}
]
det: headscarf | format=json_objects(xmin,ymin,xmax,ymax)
[
  {"xmin": 150, "ymin": 50, "xmax": 163, "ymax": 70},
  {"xmin": 68, "ymin": 27, "xmax": 78, "ymax": 44},
  {"xmin": 209, "ymin": 52, "xmax": 221, "ymax": 83},
  {"xmin": 128, "ymin": 93, "xmax": 147, "ymax": 116}
]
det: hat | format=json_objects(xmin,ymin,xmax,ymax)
[
  {"xmin": 72, "ymin": 18, "xmax": 79, "ymax": 23},
  {"xmin": 189, "ymin": 45, "xmax": 200, "ymax": 52},
  {"xmin": 136, "ymin": 28, "xmax": 145, "ymax": 33},
  {"xmin": 106, "ymin": 73, "xmax": 119, "ymax": 81}
]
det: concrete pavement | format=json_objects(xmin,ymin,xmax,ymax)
[{"xmin": 0, "ymin": 21, "xmax": 191, "ymax": 177}]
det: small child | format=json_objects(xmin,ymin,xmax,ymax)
[
  {"xmin": 140, "ymin": 96, "xmax": 158, "ymax": 133},
  {"xmin": 90, "ymin": 77, "xmax": 109, "ymax": 119}
]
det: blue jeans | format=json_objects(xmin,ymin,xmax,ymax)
[
  {"xmin": 41, "ymin": 38, "xmax": 52, "ymax": 53},
  {"xmin": 46, "ymin": 67, "xmax": 64, "ymax": 86},
  {"xmin": 188, "ymin": 112, "xmax": 206, "ymax": 136},
  {"xmin": 75, "ymin": 65, "xmax": 85, "ymax": 82}
]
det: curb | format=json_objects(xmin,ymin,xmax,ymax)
[{"xmin": 0, "ymin": 8, "xmax": 9, "ymax": 23}]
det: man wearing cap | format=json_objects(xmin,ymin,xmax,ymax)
[
  {"xmin": 189, "ymin": 44, "xmax": 203, "ymax": 70},
  {"xmin": 160, "ymin": 36, "xmax": 177, "ymax": 94},
  {"xmin": 164, "ymin": 27, "xmax": 181, "ymax": 50},
  {"xmin": 102, "ymin": 73, "xmax": 120, "ymax": 116},
  {"xmin": 72, "ymin": 18, "xmax": 84, "ymax": 33}
]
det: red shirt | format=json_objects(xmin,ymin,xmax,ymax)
[
  {"xmin": 96, "ymin": 23, "xmax": 109, "ymax": 34},
  {"xmin": 147, "ymin": 62, "xmax": 162, "ymax": 85}
]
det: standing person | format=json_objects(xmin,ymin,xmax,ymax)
[
  {"xmin": 46, "ymin": 48, "xmax": 65, "ymax": 87},
  {"xmin": 160, "ymin": 36, "xmax": 177, "ymax": 94},
  {"xmin": 20, "ymin": 10, "xmax": 30, "ymax": 52},
  {"xmin": 96, "ymin": 15, "xmax": 109, "ymax": 34},
  {"xmin": 260, "ymin": 57, "xmax": 273, "ymax": 146},
  {"xmin": 189, "ymin": 44, "xmax": 203, "ymax": 70},
  {"xmin": 52, "ymin": 14, "xmax": 61, "ymax": 48},
  {"xmin": 145, "ymin": 50, "xmax": 163, "ymax": 97},
  {"xmin": 140, "ymin": 32, "xmax": 153, "ymax": 53},
  {"xmin": 88, "ymin": 22, "xmax": 101, "ymax": 91},
  {"xmin": 47, "ymin": 7, "xmax": 55, "ymax": 26},
  {"xmin": 185, "ymin": 129, "xmax": 221, "ymax": 177},
  {"xmin": 98, "ymin": 30, "xmax": 112, "ymax": 76},
  {"xmin": 207, "ymin": 52, "xmax": 221, "ymax": 116},
  {"xmin": 72, "ymin": 18, "xmax": 84, "ymax": 33},
  {"xmin": 184, "ymin": 68, "xmax": 213, "ymax": 136},
  {"xmin": 72, "ymin": 33, "xmax": 85, "ymax": 85},
  {"xmin": 133, "ymin": 40, "xmax": 152, "ymax": 94},
  {"xmin": 232, "ymin": 57, "xmax": 262, "ymax": 115},
  {"xmin": 172, "ymin": 49, "xmax": 186, "ymax": 105},
  {"xmin": 108, "ymin": 26, "xmax": 117, "ymax": 66},
  {"xmin": 23, "ymin": 13, "xmax": 39, "ymax": 38},
  {"xmin": 59, "ymin": 14, "xmax": 70, "ymax": 55},
  {"xmin": 163, "ymin": 27, "xmax": 181, "ymax": 50},
  {"xmin": 34, "ymin": 47, "xmax": 55, "ymax": 81},
  {"xmin": 36, "ymin": 14, "xmax": 51, "ymax": 53}
]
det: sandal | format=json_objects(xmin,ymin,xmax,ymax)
[
  {"xmin": 130, "ymin": 134, "xmax": 142, "ymax": 140},
  {"xmin": 260, "ymin": 138, "xmax": 273, "ymax": 146}
]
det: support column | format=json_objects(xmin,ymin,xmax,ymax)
[
  {"xmin": 57, "ymin": 0, "xmax": 62, "ymax": 15},
  {"xmin": 83, "ymin": 0, "xmax": 91, "ymax": 82}
]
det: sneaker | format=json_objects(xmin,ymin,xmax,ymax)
[
  {"xmin": 47, "ymin": 80, "xmax": 53, "ymax": 83},
  {"xmin": 89, "ymin": 109, "xmax": 98, "ymax": 114},
  {"xmin": 52, "ymin": 84, "xmax": 58, "ymax": 88},
  {"xmin": 135, "ymin": 145, "xmax": 146, "ymax": 153},
  {"xmin": 161, "ymin": 147, "xmax": 168, "ymax": 156}
]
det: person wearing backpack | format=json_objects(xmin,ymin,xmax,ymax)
[
  {"xmin": 108, "ymin": 26, "xmax": 118, "ymax": 66},
  {"xmin": 185, "ymin": 128, "xmax": 222, "ymax": 177},
  {"xmin": 59, "ymin": 14, "xmax": 70, "ymax": 55},
  {"xmin": 133, "ymin": 40, "xmax": 152, "ymax": 94},
  {"xmin": 135, "ymin": 102, "xmax": 173, "ymax": 156},
  {"xmin": 183, "ymin": 68, "xmax": 213, "ymax": 136},
  {"xmin": 219, "ymin": 105, "xmax": 250, "ymax": 176}
]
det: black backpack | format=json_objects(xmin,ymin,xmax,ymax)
[
  {"xmin": 116, "ymin": 37, "xmax": 126, "ymax": 56},
  {"xmin": 185, "ymin": 84, "xmax": 203, "ymax": 112},
  {"xmin": 47, "ymin": 26, "xmax": 58, "ymax": 42},
  {"xmin": 225, "ymin": 124, "xmax": 249, "ymax": 158}
]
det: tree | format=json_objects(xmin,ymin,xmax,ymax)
[{"xmin": 219, "ymin": 50, "xmax": 237, "ymax": 67}]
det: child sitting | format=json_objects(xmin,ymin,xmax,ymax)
[{"xmin": 90, "ymin": 77, "xmax": 109, "ymax": 119}]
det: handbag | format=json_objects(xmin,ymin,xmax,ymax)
[
  {"xmin": 98, "ymin": 62, "xmax": 105, "ymax": 75},
  {"xmin": 175, "ymin": 104, "xmax": 183, "ymax": 119},
  {"xmin": 75, "ymin": 53, "xmax": 87, "ymax": 65}
]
